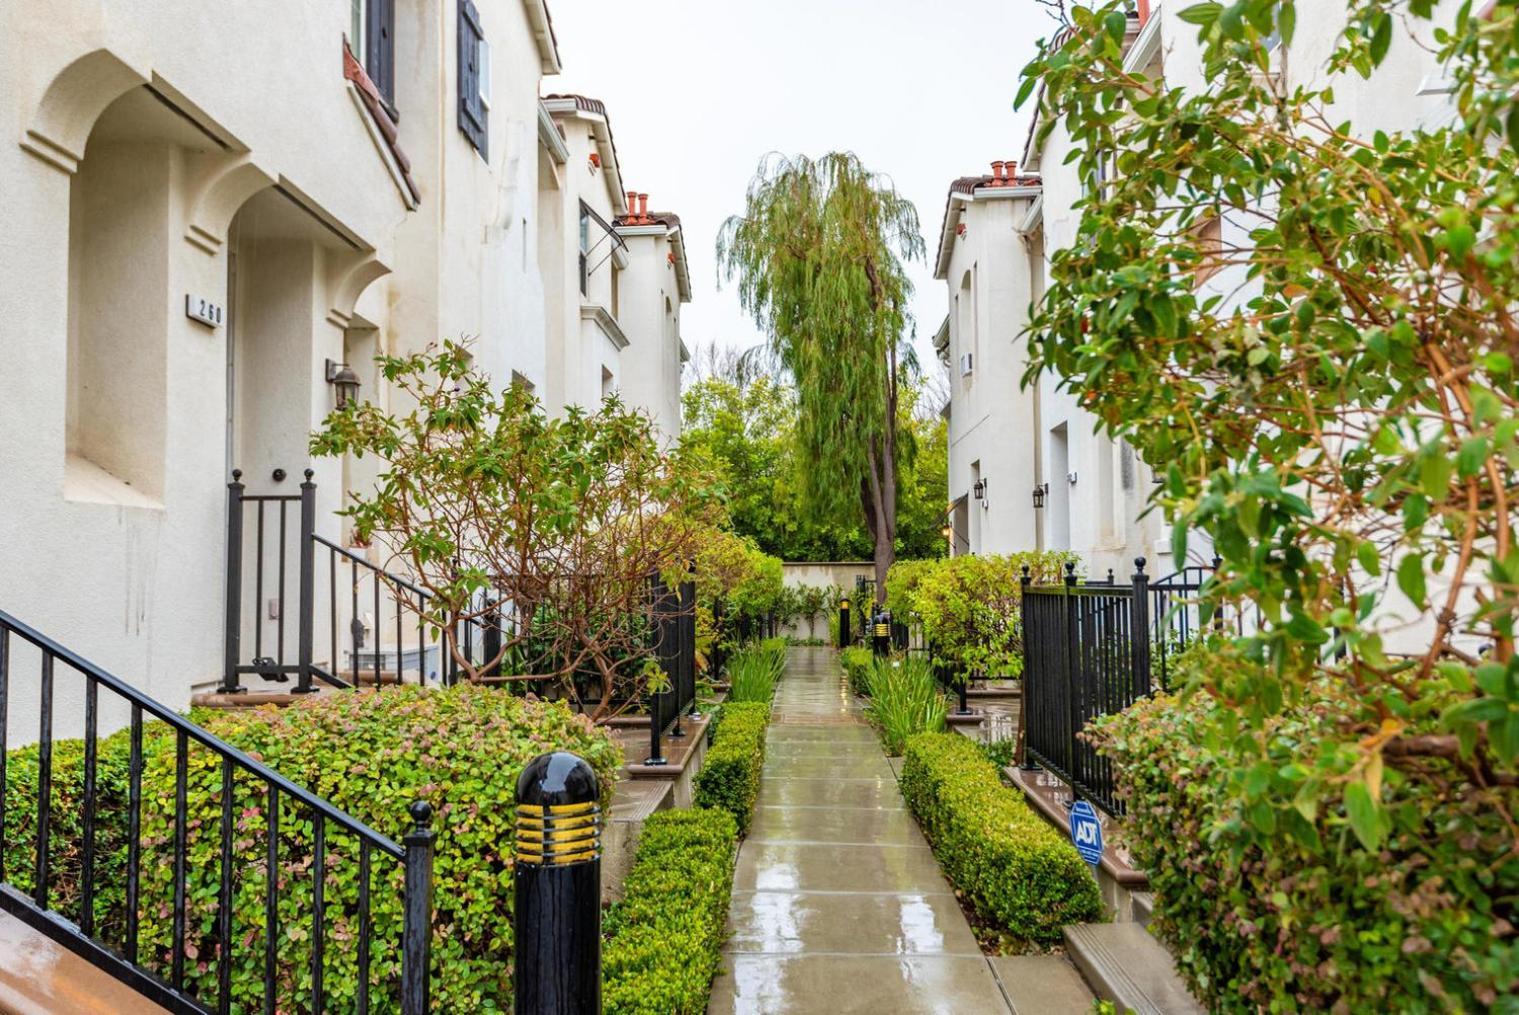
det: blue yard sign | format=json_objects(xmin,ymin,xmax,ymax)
[{"xmin": 1069, "ymin": 800, "xmax": 1104, "ymax": 867}]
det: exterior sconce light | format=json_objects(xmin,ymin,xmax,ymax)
[
  {"xmin": 325, "ymin": 359, "xmax": 361, "ymax": 408},
  {"xmin": 1032, "ymin": 483, "xmax": 1048, "ymax": 509},
  {"xmin": 973, "ymin": 478, "xmax": 988, "ymax": 501},
  {"xmin": 941, "ymin": 524, "xmax": 953, "ymax": 541},
  {"xmin": 1068, "ymin": 471, "xmax": 1079, "ymax": 485}
]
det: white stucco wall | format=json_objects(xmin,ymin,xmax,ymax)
[{"xmin": 0, "ymin": 0, "xmax": 558, "ymax": 738}]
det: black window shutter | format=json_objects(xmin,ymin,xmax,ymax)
[
  {"xmin": 458, "ymin": 0, "xmax": 487, "ymax": 159},
  {"xmin": 367, "ymin": 0, "xmax": 396, "ymax": 110}
]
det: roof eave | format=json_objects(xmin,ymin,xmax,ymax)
[{"xmin": 523, "ymin": 0, "xmax": 563, "ymax": 74}]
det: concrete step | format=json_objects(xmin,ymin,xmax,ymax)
[
  {"xmin": 989, "ymin": 954, "xmax": 1095, "ymax": 1014},
  {"xmin": 1064, "ymin": 923, "xmax": 1204, "ymax": 1015},
  {"xmin": 1132, "ymin": 891, "xmax": 1156, "ymax": 929},
  {"xmin": 0, "ymin": 909, "xmax": 169, "ymax": 1014}
]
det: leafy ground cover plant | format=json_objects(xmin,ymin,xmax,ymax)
[
  {"xmin": 900, "ymin": 732, "xmax": 1102, "ymax": 946},
  {"xmin": 1093, "ymin": 645, "xmax": 1518, "ymax": 1011},
  {"xmin": 134, "ymin": 686, "xmax": 623, "ymax": 1013},
  {"xmin": 2, "ymin": 729, "xmax": 142, "ymax": 948},
  {"xmin": 693, "ymin": 701, "xmax": 771, "ymax": 835},
  {"xmin": 602, "ymin": 808, "xmax": 739, "ymax": 1015},
  {"xmin": 863, "ymin": 655, "xmax": 947, "ymax": 755}
]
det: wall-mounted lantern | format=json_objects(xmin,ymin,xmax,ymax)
[
  {"xmin": 1032, "ymin": 483, "xmax": 1048, "ymax": 509},
  {"xmin": 973, "ymin": 477, "xmax": 988, "ymax": 501},
  {"xmin": 325, "ymin": 359, "xmax": 361, "ymax": 408}
]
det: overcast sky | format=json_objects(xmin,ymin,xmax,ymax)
[{"xmin": 546, "ymin": 0, "xmax": 1051, "ymax": 376}]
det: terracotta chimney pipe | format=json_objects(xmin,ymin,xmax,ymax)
[
  {"xmin": 1137, "ymin": 0, "xmax": 1151, "ymax": 25},
  {"xmin": 638, "ymin": 193, "xmax": 649, "ymax": 222},
  {"xmin": 1004, "ymin": 160, "xmax": 1018, "ymax": 181},
  {"xmin": 626, "ymin": 190, "xmax": 637, "ymax": 217},
  {"xmin": 991, "ymin": 160, "xmax": 1005, "ymax": 185}
]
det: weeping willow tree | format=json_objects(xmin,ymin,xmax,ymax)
[{"xmin": 716, "ymin": 152, "xmax": 924, "ymax": 603}]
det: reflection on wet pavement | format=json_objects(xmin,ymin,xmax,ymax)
[{"xmin": 707, "ymin": 647, "xmax": 1013, "ymax": 1014}]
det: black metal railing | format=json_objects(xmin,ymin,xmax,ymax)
[
  {"xmin": 645, "ymin": 572, "xmax": 697, "ymax": 766},
  {"xmin": 226, "ymin": 471, "xmax": 500, "ymax": 696},
  {"xmin": 1020, "ymin": 557, "xmax": 1231, "ymax": 815},
  {"xmin": 222, "ymin": 470, "xmax": 318, "ymax": 694},
  {"xmin": 0, "ymin": 608, "xmax": 434, "ymax": 1014},
  {"xmin": 1021, "ymin": 560, "xmax": 1152, "ymax": 816}
]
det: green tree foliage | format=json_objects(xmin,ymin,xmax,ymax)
[
  {"xmin": 892, "ymin": 553, "xmax": 1078, "ymax": 680},
  {"xmin": 717, "ymin": 153, "xmax": 926, "ymax": 602},
  {"xmin": 679, "ymin": 372, "xmax": 948, "ymax": 561},
  {"xmin": 1019, "ymin": 0, "xmax": 1518, "ymax": 945},
  {"xmin": 1095, "ymin": 647, "xmax": 1516, "ymax": 1010},
  {"xmin": 310, "ymin": 342, "xmax": 720, "ymax": 717}
]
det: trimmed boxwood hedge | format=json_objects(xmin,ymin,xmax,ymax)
[
  {"xmin": 900, "ymin": 732, "xmax": 1102, "ymax": 945},
  {"xmin": 693, "ymin": 701, "xmax": 770, "ymax": 835},
  {"xmin": 130, "ymin": 687, "xmax": 623, "ymax": 1013},
  {"xmin": 602, "ymin": 807, "xmax": 738, "ymax": 1014}
]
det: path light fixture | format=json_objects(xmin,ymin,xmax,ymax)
[
  {"xmin": 326, "ymin": 359, "xmax": 361, "ymax": 408},
  {"xmin": 1032, "ymin": 483, "xmax": 1048, "ymax": 509}
]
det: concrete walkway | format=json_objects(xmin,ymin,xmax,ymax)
[{"xmin": 707, "ymin": 647, "xmax": 1016, "ymax": 1014}]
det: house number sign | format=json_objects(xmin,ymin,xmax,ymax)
[{"xmin": 185, "ymin": 293, "xmax": 224, "ymax": 328}]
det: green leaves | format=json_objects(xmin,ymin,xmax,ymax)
[
  {"xmin": 1342, "ymin": 780, "xmax": 1382, "ymax": 849},
  {"xmin": 1396, "ymin": 553, "xmax": 1429, "ymax": 609}
]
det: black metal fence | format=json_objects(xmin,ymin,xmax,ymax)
[
  {"xmin": 645, "ymin": 571, "xmax": 698, "ymax": 766},
  {"xmin": 0, "ymin": 608, "xmax": 434, "ymax": 1014},
  {"xmin": 1021, "ymin": 557, "xmax": 1224, "ymax": 815}
]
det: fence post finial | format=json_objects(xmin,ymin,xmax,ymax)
[{"xmin": 1063, "ymin": 561, "xmax": 1077, "ymax": 586}]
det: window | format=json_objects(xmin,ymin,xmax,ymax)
[
  {"xmin": 355, "ymin": 0, "xmax": 395, "ymax": 111},
  {"xmin": 578, "ymin": 206, "xmax": 590, "ymax": 295},
  {"xmin": 457, "ymin": 0, "xmax": 487, "ymax": 158}
]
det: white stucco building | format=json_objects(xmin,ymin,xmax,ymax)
[
  {"xmin": 939, "ymin": 0, "xmax": 1458, "ymax": 581},
  {"xmin": 538, "ymin": 96, "xmax": 688, "ymax": 440},
  {"xmin": 0, "ymin": 1, "xmax": 689, "ymax": 717}
]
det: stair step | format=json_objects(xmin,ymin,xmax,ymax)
[
  {"xmin": 1132, "ymin": 891, "xmax": 1156, "ymax": 929},
  {"xmin": 989, "ymin": 954, "xmax": 1095, "ymax": 1014},
  {"xmin": 0, "ymin": 909, "xmax": 170, "ymax": 1014},
  {"xmin": 1064, "ymin": 923, "xmax": 1204, "ymax": 1015}
]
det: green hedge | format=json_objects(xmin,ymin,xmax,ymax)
[
  {"xmin": 603, "ymin": 808, "xmax": 738, "ymax": 1014},
  {"xmin": 128, "ymin": 687, "xmax": 623, "ymax": 1013},
  {"xmin": 693, "ymin": 701, "xmax": 770, "ymax": 835},
  {"xmin": 1094, "ymin": 652, "xmax": 1519, "ymax": 1011},
  {"xmin": 900, "ymin": 733, "xmax": 1102, "ymax": 945},
  {"xmin": 2, "ymin": 729, "xmax": 141, "ymax": 946}
]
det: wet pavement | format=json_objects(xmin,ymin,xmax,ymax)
[{"xmin": 707, "ymin": 647, "xmax": 1015, "ymax": 1014}]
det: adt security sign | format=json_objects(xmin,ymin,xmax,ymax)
[{"xmin": 1069, "ymin": 800, "xmax": 1103, "ymax": 867}]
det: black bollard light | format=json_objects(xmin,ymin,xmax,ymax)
[
  {"xmin": 872, "ymin": 608, "xmax": 891, "ymax": 657},
  {"xmin": 514, "ymin": 752, "xmax": 602, "ymax": 1015},
  {"xmin": 838, "ymin": 597, "xmax": 852, "ymax": 649}
]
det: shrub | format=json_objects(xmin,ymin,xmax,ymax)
[
  {"xmin": 2, "ymin": 728, "xmax": 141, "ymax": 946},
  {"xmin": 1093, "ymin": 648, "xmax": 1519, "ymax": 1012},
  {"xmin": 725, "ymin": 641, "xmax": 785, "ymax": 703},
  {"xmin": 602, "ymin": 808, "xmax": 739, "ymax": 1015},
  {"xmin": 863, "ymin": 656, "xmax": 946, "ymax": 756},
  {"xmin": 136, "ymin": 686, "xmax": 623, "ymax": 1013},
  {"xmin": 840, "ymin": 646, "xmax": 874, "ymax": 696},
  {"xmin": 900, "ymin": 733, "xmax": 1101, "ymax": 945},
  {"xmin": 694, "ymin": 701, "xmax": 770, "ymax": 835},
  {"xmin": 908, "ymin": 552, "xmax": 1077, "ymax": 682}
]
